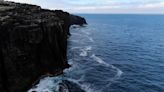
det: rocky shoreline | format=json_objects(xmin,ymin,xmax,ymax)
[{"xmin": 0, "ymin": 1, "xmax": 86, "ymax": 92}]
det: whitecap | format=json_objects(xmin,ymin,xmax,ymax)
[
  {"xmin": 109, "ymin": 64, "xmax": 123, "ymax": 79},
  {"xmin": 91, "ymin": 54, "xmax": 109, "ymax": 66},
  {"xmin": 91, "ymin": 54, "xmax": 123, "ymax": 79},
  {"xmin": 80, "ymin": 49, "xmax": 88, "ymax": 57},
  {"xmin": 80, "ymin": 46, "xmax": 92, "ymax": 57}
]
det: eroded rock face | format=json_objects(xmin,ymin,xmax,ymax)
[
  {"xmin": 0, "ymin": 1, "xmax": 86, "ymax": 92},
  {"xmin": 59, "ymin": 80, "xmax": 86, "ymax": 92}
]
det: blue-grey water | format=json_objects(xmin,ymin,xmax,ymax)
[{"xmin": 29, "ymin": 14, "xmax": 164, "ymax": 92}]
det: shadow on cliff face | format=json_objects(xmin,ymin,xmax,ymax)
[{"xmin": 0, "ymin": 1, "xmax": 87, "ymax": 92}]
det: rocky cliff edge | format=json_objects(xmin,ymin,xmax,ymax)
[{"xmin": 0, "ymin": 1, "xmax": 87, "ymax": 92}]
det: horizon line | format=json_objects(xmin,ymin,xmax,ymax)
[{"xmin": 72, "ymin": 13, "xmax": 164, "ymax": 15}]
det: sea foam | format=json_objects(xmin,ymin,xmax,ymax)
[{"xmin": 91, "ymin": 54, "xmax": 123, "ymax": 79}]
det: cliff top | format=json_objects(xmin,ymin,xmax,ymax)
[{"xmin": 0, "ymin": 1, "xmax": 67, "ymax": 27}]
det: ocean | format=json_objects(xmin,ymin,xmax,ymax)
[{"xmin": 29, "ymin": 14, "xmax": 164, "ymax": 92}]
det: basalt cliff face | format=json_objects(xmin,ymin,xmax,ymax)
[{"xmin": 0, "ymin": 1, "xmax": 86, "ymax": 92}]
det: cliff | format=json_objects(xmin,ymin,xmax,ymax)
[{"xmin": 0, "ymin": 1, "xmax": 87, "ymax": 92}]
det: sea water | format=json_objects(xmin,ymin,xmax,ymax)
[{"xmin": 29, "ymin": 14, "xmax": 164, "ymax": 92}]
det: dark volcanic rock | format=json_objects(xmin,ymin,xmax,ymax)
[
  {"xmin": 70, "ymin": 15, "xmax": 87, "ymax": 25},
  {"xmin": 54, "ymin": 10, "xmax": 87, "ymax": 36},
  {"xmin": 0, "ymin": 1, "xmax": 87, "ymax": 92}
]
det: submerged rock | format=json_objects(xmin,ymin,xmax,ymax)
[{"xmin": 0, "ymin": 1, "xmax": 86, "ymax": 92}]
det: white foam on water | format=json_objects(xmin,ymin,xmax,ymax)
[
  {"xmin": 28, "ymin": 77, "xmax": 61, "ymax": 92},
  {"xmin": 83, "ymin": 35, "xmax": 94, "ymax": 42},
  {"xmin": 80, "ymin": 49, "xmax": 88, "ymax": 57},
  {"xmin": 85, "ymin": 46, "xmax": 92, "ymax": 51},
  {"xmin": 91, "ymin": 54, "xmax": 123, "ymax": 79},
  {"xmin": 64, "ymin": 61, "xmax": 79, "ymax": 73},
  {"xmin": 71, "ymin": 32, "xmax": 82, "ymax": 36},
  {"xmin": 111, "ymin": 65, "xmax": 123, "ymax": 79},
  {"xmin": 67, "ymin": 78, "xmax": 97, "ymax": 92},
  {"xmin": 71, "ymin": 31, "xmax": 94, "ymax": 43},
  {"xmin": 80, "ymin": 46, "xmax": 92, "ymax": 57},
  {"xmin": 91, "ymin": 54, "xmax": 109, "ymax": 66},
  {"xmin": 81, "ymin": 83, "xmax": 98, "ymax": 92},
  {"xmin": 70, "ymin": 25, "xmax": 81, "ymax": 28},
  {"xmin": 81, "ymin": 29, "xmax": 90, "ymax": 35},
  {"xmin": 70, "ymin": 47, "xmax": 81, "ymax": 50},
  {"xmin": 71, "ymin": 29, "xmax": 92, "ymax": 39}
]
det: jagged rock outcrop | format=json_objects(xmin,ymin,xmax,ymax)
[{"xmin": 0, "ymin": 1, "xmax": 87, "ymax": 92}]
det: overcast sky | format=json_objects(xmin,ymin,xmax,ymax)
[{"xmin": 5, "ymin": 0, "xmax": 164, "ymax": 14}]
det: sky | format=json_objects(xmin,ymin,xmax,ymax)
[{"xmin": 5, "ymin": 0, "xmax": 164, "ymax": 14}]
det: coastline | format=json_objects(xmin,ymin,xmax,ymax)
[{"xmin": 0, "ymin": 1, "xmax": 86, "ymax": 92}]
